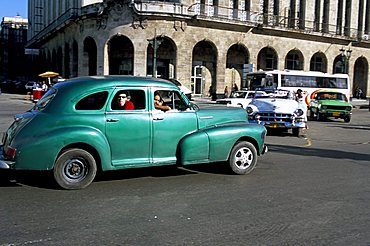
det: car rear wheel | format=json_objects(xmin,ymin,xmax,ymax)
[
  {"xmin": 228, "ymin": 141, "xmax": 257, "ymax": 175},
  {"xmin": 54, "ymin": 148, "xmax": 97, "ymax": 190}
]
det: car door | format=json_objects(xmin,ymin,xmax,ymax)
[
  {"xmin": 151, "ymin": 88, "xmax": 198, "ymax": 165},
  {"xmin": 105, "ymin": 88, "xmax": 151, "ymax": 167}
]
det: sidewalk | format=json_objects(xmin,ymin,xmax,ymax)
[
  {"xmin": 0, "ymin": 92, "xmax": 34, "ymax": 104},
  {"xmin": 350, "ymin": 98, "xmax": 369, "ymax": 109}
]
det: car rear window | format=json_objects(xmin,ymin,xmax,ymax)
[{"xmin": 75, "ymin": 91, "xmax": 108, "ymax": 110}]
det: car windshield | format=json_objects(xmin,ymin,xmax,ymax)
[
  {"xmin": 231, "ymin": 92, "xmax": 249, "ymax": 98},
  {"xmin": 33, "ymin": 88, "xmax": 56, "ymax": 111},
  {"xmin": 317, "ymin": 92, "xmax": 345, "ymax": 100},
  {"xmin": 254, "ymin": 90, "xmax": 293, "ymax": 99}
]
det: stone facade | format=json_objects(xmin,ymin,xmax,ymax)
[{"xmin": 27, "ymin": 0, "xmax": 370, "ymax": 98}]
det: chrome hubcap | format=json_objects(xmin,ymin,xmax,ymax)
[{"xmin": 234, "ymin": 147, "xmax": 253, "ymax": 169}]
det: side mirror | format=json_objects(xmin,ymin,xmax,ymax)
[{"xmin": 189, "ymin": 102, "xmax": 199, "ymax": 111}]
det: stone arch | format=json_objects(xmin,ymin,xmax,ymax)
[
  {"xmin": 310, "ymin": 52, "xmax": 328, "ymax": 72},
  {"xmin": 226, "ymin": 43, "xmax": 249, "ymax": 90},
  {"xmin": 83, "ymin": 36, "xmax": 97, "ymax": 76},
  {"xmin": 333, "ymin": 55, "xmax": 345, "ymax": 74},
  {"xmin": 108, "ymin": 35, "xmax": 134, "ymax": 75},
  {"xmin": 192, "ymin": 40, "xmax": 218, "ymax": 96},
  {"xmin": 285, "ymin": 49, "xmax": 304, "ymax": 70},
  {"xmin": 353, "ymin": 57, "xmax": 368, "ymax": 98},
  {"xmin": 257, "ymin": 46, "xmax": 278, "ymax": 71},
  {"xmin": 146, "ymin": 36, "xmax": 177, "ymax": 79}
]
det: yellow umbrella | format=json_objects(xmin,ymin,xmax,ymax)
[{"xmin": 38, "ymin": 71, "xmax": 59, "ymax": 78}]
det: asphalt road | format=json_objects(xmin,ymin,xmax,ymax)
[{"xmin": 0, "ymin": 93, "xmax": 369, "ymax": 245}]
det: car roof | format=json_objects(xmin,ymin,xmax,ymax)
[
  {"xmin": 59, "ymin": 76, "xmax": 176, "ymax": 88},
  {"xmin": 316, "ymin": 90, "xmax": 343, "ymax": 94},
  {"xmin": 46, "ymin": 76, "xmax": 179, "ymax": 112}
]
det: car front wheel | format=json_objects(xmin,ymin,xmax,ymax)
[
  {"xmin": 228, "ymin": 141, "xmax": 257, "ymax": 175},
  {"xmin": 54, "ymin": 148, "xmax": 97, "ymax": 190}
]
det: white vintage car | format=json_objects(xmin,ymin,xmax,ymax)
[
  {"xmin": 216, "ymin": 90, "xmax": 266, "ymax": 109},
  {"xmin": 247, "ymin": 89, "xmax": 307, "ymax": 136}
]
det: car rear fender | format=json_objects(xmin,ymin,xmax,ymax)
[{"xmin": 13, "ymin": 127, "xmax": 111, "ymax": 171}]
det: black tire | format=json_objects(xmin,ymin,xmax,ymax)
[
  {"xmin": 292, "ymin": 128, "xmax": 302, "ymax": 137},
  {"xmin": 344, "ymin": 115, "xmax": 351, "ymax": 123},
  {"xmin": 54, "ymin": 149, "xmax": 97, "ymax": 190},
  {"xmin": 316, "ymin": 112, "xmax": 323, "ymax": 121},
  {"xmin": 308, "ymin": 109, "xmax": 315, "ymax": 120},
  {"xmin": 228, "ymin": 141, "xmax": 257, "ymax": 175}
]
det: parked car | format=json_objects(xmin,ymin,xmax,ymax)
[
  {"xmin": 168, "ymin": 79, "xmax": 192, "ymax": 100},
  {"xmin": 0, "ymin": 76, "xmax": 267, "ymax": 189},
  {"xmin": 216, "ymin": 90, "xmax": 267, "ymax": 109},
  {"xmin": 25, "ymin": 81, "xmax": 36, "ymax": 90},
  {"xmin": 309, "ymin": 90, "xmax": 352, "ymax": 122},
  {"xmin": 247, "ymin": 89, "xmax": 307, "ymax": 137}
]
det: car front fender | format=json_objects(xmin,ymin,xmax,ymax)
[{"xmin": 179, "ymin": 123, "xmax": 265, "ymax": 165}]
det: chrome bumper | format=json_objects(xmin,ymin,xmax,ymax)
[
  {"xmin": 0, "ymin": 160, "xmax": 10, "ymax": 169},
  {"xmin": 0, "ymin": 145, "xmax": 11, "ymax": 169},
  {"xmin": 262, "ymin": 145, "xmax": 268, "ymax": 155}
]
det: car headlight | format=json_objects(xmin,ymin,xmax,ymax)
[
  {"xmin": 247, "ymin": 106, "xmax": 254, "ymax": 114},
  {"xmin": 295, "ymin": 109, "xmax": 304, "ymax": 116},
  {"xmin": 345, "ymin": 106, "xmax": 352, "ymax": 111},
  {"xmin": 322, "ymin": 105, "xmax": 327, "ymax": 109}
]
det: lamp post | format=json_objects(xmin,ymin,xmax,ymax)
[
  {"xmin": 147, "ymin": 29, "xmax": 163, "ymax": 78},
  {"xmin": 339, "ymin": 46, "xmax": 352, "ymax": 74}
]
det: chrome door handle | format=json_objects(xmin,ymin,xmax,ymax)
[
  {"xmin": 153, "ymin": 116, "xmax": 164, "ymax": 120},
  {"xmin": 106, "ymin": 118, "xmax": 119, "ymax": 122}
]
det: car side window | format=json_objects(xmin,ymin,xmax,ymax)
[
  {"xmin": 75, "ymin": 91, "xmax": 108, "ymax": 110},
  {"xmin": 155, "ymin": 90, "xmax": 188, "ymax": 111},
  {"xmin": 111, "ymin": 89, "xmax": 146, "ymax": 110}
]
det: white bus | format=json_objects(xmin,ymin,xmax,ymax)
[{"xmin": 244, "ymin": 70, "xmax": 351, "ymax": 105}]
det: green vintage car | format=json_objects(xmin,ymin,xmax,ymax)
[
  {"xmin": 0, "ymin": 76, "xmax": 267, "ymax": 189},
  {"xmin": 309, "ymin": 90, "xmax": 352, "ymax": 122}
]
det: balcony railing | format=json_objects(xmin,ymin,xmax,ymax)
[
  {"xmin": 185, "ymin": 3, "xmax": 361, "ymax": 40},
  {"xmin": 28, "ymin": 1, "xmax": 365, "ymax": 47},
  {"xmin": 27, "ymin": 8, "xmax": 79, "ymax": 47}
]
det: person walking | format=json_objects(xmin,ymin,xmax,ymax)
[{"xmin": 224, "ymin": 86, "xmax": 229, "ymax": 98}]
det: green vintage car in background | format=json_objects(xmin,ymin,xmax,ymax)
[
  {"xmin": 309, "ymin": 90, "xmax": 352, "ymax": 122},
  {"xmin": 0, "ymin": 76, "xmax": 267, "ymax": 189}
]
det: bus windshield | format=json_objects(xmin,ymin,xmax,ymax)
[{"xmin": 247, "ymin": 74, "xmax": 276, "ymax": 90}]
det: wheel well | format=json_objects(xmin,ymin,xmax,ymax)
[
  {"xmin": 58, "ymin": 143, "xmax": 102, "ymax": 172},
  {"xmin": 236, "ymin": 137, "xmax": 260, "ymax": 155}
]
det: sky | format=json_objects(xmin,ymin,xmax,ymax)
[{"xmin": 0, "ymin": 0, "xmax": 28, "ymax": 19}]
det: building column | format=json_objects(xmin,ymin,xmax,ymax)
[
  {"xmin": 216, "ymin": 52, "xmax": 227, "ymax": 95},
  {"xmin": 96, "ymin": 40, "xmax": 104, "ymax": 76}
]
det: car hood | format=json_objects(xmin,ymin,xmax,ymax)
[
  {"xmin": 196, "ymin": 107, "xmax": 248, "ymax": 129},
  {"xmin": 318, "ymin": 100, "xmax": 351, "ymax": 107},
  {"xmin": 250, "ymin": 98, "xmax": 302, "ymax": 113}
]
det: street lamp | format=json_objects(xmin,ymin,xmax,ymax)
[
  {"xmin": 339, "ymin": 46, "xmax": 352, "ymax": 74},
  {"xmin": 147, "ymin": 30, "xmax": 163, "ymax": 78}
]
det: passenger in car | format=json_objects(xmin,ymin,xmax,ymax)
[
  {"xmin": 154, "ymin": 93, "xmax": 171, "ymax": 111},
  {"xmin": 115, "ymin": 91, "xmax": 134, "ymax": 110}
]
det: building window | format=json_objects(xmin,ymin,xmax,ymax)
[{"xmin": 336, "ymin": 0, "xmax": 344, "ymax": 35}]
